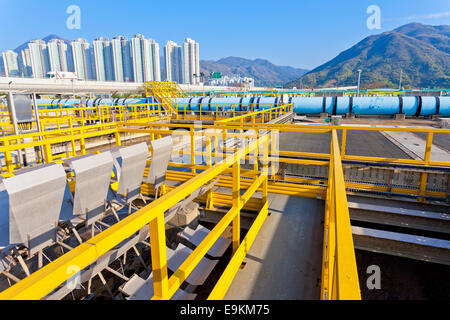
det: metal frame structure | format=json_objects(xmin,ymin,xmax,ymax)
[{"xmin": 0, "ymin": 96, "xmax": 448, "ymax": 300}]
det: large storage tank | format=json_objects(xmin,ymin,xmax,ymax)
[{"xmin": 352, "ymin": 97, "xmax": 400, "ymax": 115}]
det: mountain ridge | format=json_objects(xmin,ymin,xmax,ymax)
[
  {"xmin": 200, "ymin": 56, "xmax": 309, "ymax": 86},
  {"xmin": 287, "ymin": 23, "xmax": 450, "ymax": 89}
]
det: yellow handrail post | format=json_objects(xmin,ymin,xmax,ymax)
[
  {"xmin": 341, "ymin": 129, "xmax": 347, "ymax": 158},
  {"xmin": 149, "ymin": 215, "xmax": 169, "ymax": 299},
  {"xmin": 232, "ymin": 160, "xmax": 241, "ymax": 255},
  {"xmin": 190, "ymin": 128, "xmax": 196, "ymax": 174},
  {"xmin": 3, "ymin": 140, "xmax": 14, "ymax": 173},
  {"xmin": 206, "ymin": 136, "xmax": 214, "ymax": 210},
  {"xmin": 419, "ymin": 132, "xmax": 434, "ymax": 202}
]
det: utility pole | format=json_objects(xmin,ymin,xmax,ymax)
[
  {"xmin": 398, "ymin": 69, "xmax": 403, "ymax": 90},
  {"xmin": 357, "ymin": 69, "xmax": 362, "ymax": 96}
]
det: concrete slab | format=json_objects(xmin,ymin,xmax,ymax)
[
  {"xmin": 224, "ymin": 194, "xmax": 324, "ymax": 300},
  {"xmin": 381, "ymin": 130, "xmax": 450, "ymax": 162}
]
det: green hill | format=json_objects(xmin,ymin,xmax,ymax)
[{"xmin": 287, "ymin": 23, "xmax": 450, "ymax": 89}]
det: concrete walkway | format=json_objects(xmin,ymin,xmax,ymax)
[
  {"xmin": 224, "ymin": 194, "xmax": 324, "ymax": 300},
  {"xmin": 381, "ymin": 130, "xmax": 450, "ymax": 162}
]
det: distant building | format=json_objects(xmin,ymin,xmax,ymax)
[
  {"xmin": 47, "ymin": 39, "xmax": 70, "ymax": 72},
  {"xmin": 182, "ymin": 38, "xmax": 200, "ymax": 85},
  {"xmin": 164, "ymin": 40, "xmax": 183, "ymax": 83},
  {"xmin": 4, "ymin": 34, "xmax": 196, "ymax": 83},
  {"xmin": 1, "ymin": 50, "xmax": 20, "ymax": 77},
  {"xmin": 93, "ymin": 37, "xmax": 114, "ymax": 81},
  {"xmin": 71, "ymin": 38, "xmax": 94, "ymax": 80},
  {"xmin": 20, "ymin": 48, "xmax": 33, "ymax": 77},
  {"xmin": 207, "ymin": 75, "xmax": 254, "ymax": 88},
  {"xmin": 111, "ymin": 36, "xmax": 126, "ymax": 82},
  {"xmin": 129, "ymin": 34, "xmax": 161, "ymax": 83},
  {"xmin": 27, "ymin": 39, "xmax": 50, "ymax": 78},
  {"xmin": 130, "ymin": 35, "xmax": 144, "ymax": 83},
  {"xmin": 143, "ymin": 38, "xmax": 161, "ymax": 81}
]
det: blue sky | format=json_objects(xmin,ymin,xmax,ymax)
[{"xmin": 0, "ymin": 0, "xmax": 449, "ymax": 69}]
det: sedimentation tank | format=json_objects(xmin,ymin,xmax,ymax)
[{"xmin": 35, "ymin": 96, "xmax": 450, "ymax": 116}]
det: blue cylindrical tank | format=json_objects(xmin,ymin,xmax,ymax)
[
  {"xmin": 257, "ymin": 97, "xmax": 278, "ymax": 110},
  {"xmin": 401, "ymin": 97, "xmax": 418, "ymax": 116},
  {"xmin": 336, "ymin": 97, "xmax": 350, "ymax": 115},
  {"xmin": 420, "ymin": 97, "xmax": 437, "ymax": 116},
  {"xmin": 439, "ymin": 96, "xmax": 450, "ymax": 116},
  {"xmin": 352, "ymin": 97, "xmax": 400, "ymax": 115},
  {"xmin": 291, "ymin": 97, "xmax": 324, "ymax": 114},
  {"xmin": 324, "ymin": 97, "xmax": 334, "ymax": 114},
  {"xmin": 35, "ymin": 96, "xmax": 448, "ymax": 117},
  {"xmin": 240, "ymin": 97, "xmax": 253, "ymax": 111},
  {"xmin": 209, "ymin": 97, "xmax": 242, "ymax": 111},
  {"xmin": 175, "ymin": 97, "xmax": 193, "ymax": 111}
]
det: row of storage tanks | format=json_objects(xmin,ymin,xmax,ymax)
[{"xmin": 36, "ymin": 96, "xmax": 450, "ymax": 116}]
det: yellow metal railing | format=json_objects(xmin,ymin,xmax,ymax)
[
  {"xmin": 145, "ymin": 81, "xmax": 186, "ymax": 115},
  {"xmin": 0, "ymin": 123, "xmax": 121, "ymax": 174},
  {"xmin": 214, "ymin": 104, "xmax": 293, "ymax": 125},
  {"xmin": 321, "ymin": 129, "xmax": 361, "ymax": 300},
  {"xmin": 1, "ymin": 116, "xmax": 449, "ymax": 201},
  {"xmin": 0, "ymin": 132, "xmax": 269, "ymax": 300}
]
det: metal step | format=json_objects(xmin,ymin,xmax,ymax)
[
  {"xmin": 352, "ymin": 226, "xmax": 450, "ymax": 265},
  {"xmin": 178, "ymin": 224, "xmax": 231, "ymax": 259},
  {"xmin": 348, "ymin": 200, "xmax": 450, "ymax": 234},
  {"xmin": 120, "ymin": 273, "xmax": 196, "ymax": 300}
]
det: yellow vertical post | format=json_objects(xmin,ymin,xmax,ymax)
[
  {"xmin": 190, "ymin": 128, "xmax": 196, "ymax": 174},
  {"xmin": 222, "ymin": 128, "xmax": 227, "ymax": 161},
  {"xmin": 69, "ymin": 117, "xmax": 76, "ymax": 157},
  {"xmin": 214, "ymin": 132, "xmax": 219, "ymax": 164},
  {"xmin": 232, "ymin": 160, "xmax": 241, "ymax": 255},
  {"xmin": 253, "ymin": 130, "xmax": 259, "ymax": 172},
  {"xmin": 79, "ymin": 127, "xmax": 87, "ymax": 155},
  {"xmin": 419, "ymin": 132, "xmax": 433, "ymax": 202},
  {"xmin": 424, "ymin": 132, "xmax": 433, "ymax": 165},
  {"xmin": 262, "ymin": 138, "xmax": 269, "ymax": 204},
  {"xmin": 341, "ymin": 129, "xmax": 347, "ymax": 158},
  {"xmin": 114, "ymin": 128, "xmax": 122, "ymax": 147},
  {"xmin": 149, "ymin": 215, "xmax": 169, "ymax": 299},
  {"xmin": 3, "ymin": 140, "xmax": 14, "ymax": 173},
  {"xmin": 206, "ymin": 136, "xmax": 214, "ymax": 210},
  {"xmin": 43, "ymin": 142, "xmax": 53, "ymax": 163}
]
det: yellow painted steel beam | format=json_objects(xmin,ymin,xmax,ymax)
[
  {"xmin": 0, "ymin": 133, "xmax": 269, "ymax": 300},
  {"xmin": 322, "ymin": 129, "xmax": 361, "ymax": 300},
  {"xmin": 208, "ymin": 200, "xmax": 269, "ymax": 300}
]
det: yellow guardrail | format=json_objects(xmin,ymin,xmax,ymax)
[
  {"xmin": 0, "ymin": 123, "xmax": 121, "ymax": 174},
  {"xmin": 0, "ymin": 132, "xmax": 269, "ymax": 300},
  {"xmin": 321, "ymin": 129, "xmax": 361, "ymax": 300},
  {"xmin": 1, "ymin": 116, "xmax": 449, "ymax": 201},
  {"xmin": 214, "ymin": 104, "xmax": 293, "ymax": 125}
]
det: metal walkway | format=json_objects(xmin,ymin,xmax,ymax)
[{"xmin": 225, "ymin": 194, "xmax": 324, "ymax": 300}]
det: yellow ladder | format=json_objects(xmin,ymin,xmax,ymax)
[{"xmin": 144, "ymin": 81, "xmax": 187, "ymax": 115}]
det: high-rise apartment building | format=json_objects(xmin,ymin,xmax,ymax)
[
  {"xmin": 93, "ymin": 37, "xmax": 114, "ymax": 81},
  {"xmin": 71, "ymin": 38, "xmax": 94, "ymax": 80},
  {"xmin": 164, "ymin": 40, "xmax": 183, "ymax": 83},
  {"xmin": 130, "ymin": 34, "xmax": 161, "ymax": 83},
  {"xmin": 182, "ymin": 38, "xmax": 200, "ymax": 85},
  {"xmin": 5, "ymin": 34, "xmax": 194, "ymax": 82},
  {"xmin": 47, "ymin": 39, "xmax": 70, "ymax": 72},
  {"xmin": 1, "ymin": 50, "xmax": 20, "ymax": 77},
  {"xmin": 28, "ymin": 39, "xmax": 50, "ymax": 78}
]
